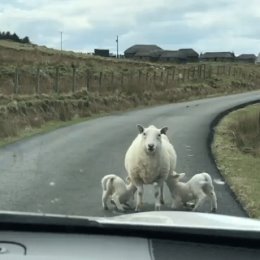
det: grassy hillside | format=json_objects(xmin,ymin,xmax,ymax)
[{"xmin": 0, "ymin": 40, "xmax": 260, "ymax": 146}]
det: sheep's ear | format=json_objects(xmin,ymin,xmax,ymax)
[
  {"xmin": 160, "ymin": 126, "xmax": 168, "ymax": 135},
  {"xmin": 126, "ymin": 176, "xmax": 131, "ymax": 184},
  {"xmin": 178, "ymin": 172, "xmax": 186, "ymax": 180},
  {"xmin": 137, "ymin": 124, "xmax": 144, "ymax": 133}
]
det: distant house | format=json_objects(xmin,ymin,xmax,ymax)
[
  {"xmin": 94, "ymin": 49, "xmax": 109, "ymax": 57},
  {"xmin": 236, "ymin": 54, "xmax": 256, "ymax": 63},
  {"xmin": 178, "ymin": 48, "xmax": 199, "ymax": 62},
  {"xmin": 124, "ymin": 44, "xmax": 162, "ymax": 59},
  {"xmin": 158, "ymin": 50, "xmax": 187, "ymax": 63},
  {"xmin": 200, "ymin": 52, "xmax": 235, "ymax": 62}
]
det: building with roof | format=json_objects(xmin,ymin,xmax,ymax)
[
  {"xmin": 158, "ymin": 50, "xmax": 187, "ymax": 63},
  {"xmin": 256, "ymin": 53, "xmax": 260, "ymax": 65},
  {"xmin": 124, "ymin": 44, "xmax": 162, "ymax": 59},
  {"xmin": 178, "ymin": 48, "xmax": 199, "ymax": 62},
  {"xmin": 200, "ymin": 52, "xmax": 235, "ymax": 62},
  {"xmin": 236, "ymin": 54, "xmax": 256, "ymax": 63}
]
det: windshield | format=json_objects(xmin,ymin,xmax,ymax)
[{"xmin": 0, "ymin": 0, "xmax": 260, "ymax": 227}]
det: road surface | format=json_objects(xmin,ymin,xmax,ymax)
[{"xmin": 0, "ymin": 90, "xmax": 260, "ymax": 218}]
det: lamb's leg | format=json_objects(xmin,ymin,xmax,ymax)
[
  {"xmin": 135, "ymin": 184, "xmax": 144, "ymax": 212},
  {"xmin": 192, "ymin": 194, "xmax": 207, "ymax": 212},
  {"xmin": 209, "ymin": 191, "xmax": 217, "ymax": 213},
  {"xmin": 102, "ymin": 190, "xmax": 109, "ymax": 210},
  {"xmin": 111, "ymin": 195, "xmax": 125, "ymax": 212},
  {"xmin": 171, "ymin": 196, "xmax": 183, "ymax": 210}
]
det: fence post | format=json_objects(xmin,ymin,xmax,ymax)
[
  {"xmin": 145, "ymin": 71, "xmax": 149, "ymax": 87},
  {"xmin": 138, "ymin": 70, "xmax": 142, "ymax": 83},
  {"xmin": 99, "ymin": 71, "xmax": 102, "ymax": 89},
  {"xmin": 14, "ymin": 67, "xmax": 19, "ymax": 94},
  {"xmin": 172, "ymin": 67, "xmax": 176, "ymax": 81},
  {"xmin": 36, "ymin": 67, "xmax": 40, "ymax": 94},
  {"xmin": 55, "ymin": 67, "xmax": 59, "ymax": 93},
  {"xmin": 121, "ymin": 72, "xmax": 124, "ymax": 88},
  {"xmin": 166, "ymin": 71, "xmax": 169, "ymax": 85},
  {"xmin": 153, "ymin": 71, "xmax": 156, "ymax": 87},
  {"xmin": 72, "ymin": 67, "xmax": 76, "ymax": 92}
]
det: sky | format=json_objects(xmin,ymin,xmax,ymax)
[{"xmin": 1, "ymin": 0, "xmax": 260, "ymax": 56}]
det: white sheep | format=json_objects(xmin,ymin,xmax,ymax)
[
  {"xmin": 166, "ymin": 171, "xmax": 217, "ymax": 213},
  {"xmin": 101, "ymin": 174, "xmax": 136, "ymax": 211},
  {"xmin": 124, "ymin": 124, "xmax": 177, "ymax": 211}
]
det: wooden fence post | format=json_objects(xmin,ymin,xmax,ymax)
[
  {"xmin": 72, "ymin": 67, "xmax": 76, "ymax": 92},
  {"xmin": 36, "ymin": 67, "xmax": 40, "ymax": 94},
  {"xmin": 99, "ymin": 71, "xmax": 102, "ymax": 89},
  {"xmin": 14, "ymin": 67, "xmax": 19, "ymax": 94},
  {"xmin": 121, "ymin": 72, "xmax": 124, "ymax": 88},
  {"xmin": 55, "ymin": 67, "xmax": 59, "ymax": 93},
  {"xmin": 172, "ymin": 67, "xmax": 176, "ymax": 81},
  {"xmin": 138, "ymin": 70, "xmax": 142, "ymax": 83}
]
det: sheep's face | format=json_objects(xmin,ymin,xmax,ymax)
[{"xmin": 137, "ymin": 124, "xmax": 168, "ymax": 154}]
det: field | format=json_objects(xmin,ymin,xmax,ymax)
[
  {"xmin": 212, "ymin": 104, "xmax": 260, "ymax": 218},
  {"xmin": 1, "ymin": 39, "xmax": 260, "ymax": 146}
]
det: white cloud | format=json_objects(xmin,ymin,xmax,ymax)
[{"xmin": 1, "ymin": 0, "xmax": 260, "ymax": 55}]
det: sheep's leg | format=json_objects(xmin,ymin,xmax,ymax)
[
  {"xmin": 135, "ymin": 185, "xmax": 144, "ymax": 212},
  {"xmin": 160, "ymin": 184, "xmax": 164, "ymax": 205},
  {"xmin": 192, "ymin": 194, "xmax": 207, "ymax": 212},
  {"xmin": 111, "ymin": 195, "xmax": 125, "ymax": 212},
  {"xmin": 154, "ymin": 182, "xmax": 162, "ymax": 211},
  {"xmin": 209, "ymin": 191, "xmax": 217, "ymax": 213},
  {"xmin": 102, "ymin": 190, "xmax": 109, "ymax": 210}
]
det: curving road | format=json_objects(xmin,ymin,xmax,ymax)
[{"xmin": 0, "ymin": 90, "xmax": 260, "ymax": 218}]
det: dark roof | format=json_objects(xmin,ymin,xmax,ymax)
[
  {"xmin": 134, "ymin": 51, "xmax": 153, "ymax": 57},
  {"xmin": 159, "ymin": 50, "xmax": 186, "ymax": 58},
  {"xmin": 178, "ymin": 48, "xmax": 198, "ymax": 57},
  {"xmin": 200, "ymin": 52, "xmax": 235, "ymax": 59},
  {"xmin": 124, "ymin": 44, "xmax": 162, "ymax": 55},
  {"xmin": 236, "ymin": 54, "xmax": 256, "ymax": 59}
]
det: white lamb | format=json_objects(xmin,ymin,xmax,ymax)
[
  {"xmin": 101, "ymin": 174, "xmax": 136, "ymax": 211},
  {"xmin": 124, "ymin": 124, "xmax": 177, "ymax": 211},
  {"xmin": 166, "ymin": 171, "xmax": 217, "ymax": 213}
]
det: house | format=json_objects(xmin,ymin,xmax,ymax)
[
  {"xmin": 178, "ymin": 48, "xmax": 199, "ymax": 62},
  {"xmin": 200, "ymin": 52, "xmax": 235, "ymax": 62},
  {"xmin": 124, "ymin": 44, "xmax": 162, "ymax": 59},
  {"xmin": 236, "ymin": 54, "xmax": 256, "ymax": 63},
  {"xmin": 94, "ymin": 49, "xmax": 109, "ymax": 57},
  {"xmin": 158, "ymin": 50, "xmax": 187, "ymax": 63}
]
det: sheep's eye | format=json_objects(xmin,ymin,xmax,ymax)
[
  {"xmin": 158, "ymin": 134, "xmax": 161, "ymax": 137},
  {"xmin": 143, "ymin": 132, "xmax": 146, "ymax": 136}
]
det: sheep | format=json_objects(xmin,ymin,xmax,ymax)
[
  {"xmin": 101, "ymin": 174, "xmax": 136, "ymax": 211},
  {"xmin": 166, "ymin": 171, "xmax": 217, "ymax": 213},
  {"xmin": 124, "ymin": 124, "xmax": 177, "ymax": 211}
]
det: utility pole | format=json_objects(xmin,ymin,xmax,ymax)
[
  {"xmin": 116, "ymin": 35, "xmax": 118, "ymax": 58},
  {"xmin": 60, "ymin": 31, "xmax": 63, "ymax": 52}
]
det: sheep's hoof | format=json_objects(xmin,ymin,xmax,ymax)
[
  {"xmin": 155, "ymin": 204, "xmax": 161, "ymax": 211},
  {"xmin": 102, "ymin": 205, "xmax": 109, "ymax": 210},
  {"xmin": 160, "ymin": 199, "xmax": 165, "ymax": 205},
  {"xmin": 211, "ymin": 208, "xmax": 217, "ymax": 213}
]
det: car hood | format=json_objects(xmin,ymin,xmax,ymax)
[
  {"xmin": 97, "ymin": 211, "xmax": 260, "ymax": 231},
  {"xmin": 1, "ymin": 210, "xmax": 260, "ymax": 232}
]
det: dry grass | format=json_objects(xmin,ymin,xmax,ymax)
[{"xmin": 212, "ymin": 104, "xmax": 260, "ymax": 218}]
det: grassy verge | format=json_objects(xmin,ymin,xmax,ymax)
[{"xmin": 212, "ymin": 103, "xmax": 260, "ymax": 218}]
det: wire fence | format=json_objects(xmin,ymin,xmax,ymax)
[{"xmin": 0, "ymin": 63, "xmax": 258, "ymax": 95}]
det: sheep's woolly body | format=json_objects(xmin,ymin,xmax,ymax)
[{"xmin": 124, "ymin": 125, "xmax": 177, "ymax": 211}]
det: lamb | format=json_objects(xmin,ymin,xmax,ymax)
[
  {"xmin": 101, "ymin": 174, "xmax": 136, "ymax": 211},
  {"xmin": 166, "ymin": 171, "xmax": 217, "ymax": 213},
  {"xmin": 124, "ymin": 124, "xmax": 177, "ymax": 211}
]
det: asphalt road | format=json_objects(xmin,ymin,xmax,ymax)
[{"xmin": 0, "ymin": 91, "xmax": 260, "ymax": 218}]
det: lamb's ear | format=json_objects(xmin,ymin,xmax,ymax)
[
  {"xmin": 160, "ymin": 126, "xmax": 168, "ymax": 135},
  {"xmin": 137, "ymin": 124, "xmax": 144, "ymax": 133},
  {"xmin": 171, "ymin": 172, "xmax": 186, "ymax": 180},
  {"xmin": 178, "ymin": 172, "xmax": 186, "ymax": 180}
]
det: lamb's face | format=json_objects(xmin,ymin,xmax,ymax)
[{"xmin": 137, "ymin": 124, "xmax": 168, "ymax": 154}]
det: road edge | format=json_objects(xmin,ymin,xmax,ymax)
[{"xmin": 207, "ymin": 99, "xmax": 260, "ymax": 218}]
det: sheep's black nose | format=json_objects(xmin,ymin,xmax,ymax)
[{"xmin": 148, "ymin": 144, "xmax": 154, "ymax": 150}]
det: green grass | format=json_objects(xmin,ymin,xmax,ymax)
[{"xmin": 212, "ymin": 103, "xmax": 260, "ymax": 218}]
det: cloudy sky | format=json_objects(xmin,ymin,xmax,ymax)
[{"xmin": 1, "ymin": 0, "xmax": 260, "ymax": 55}]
